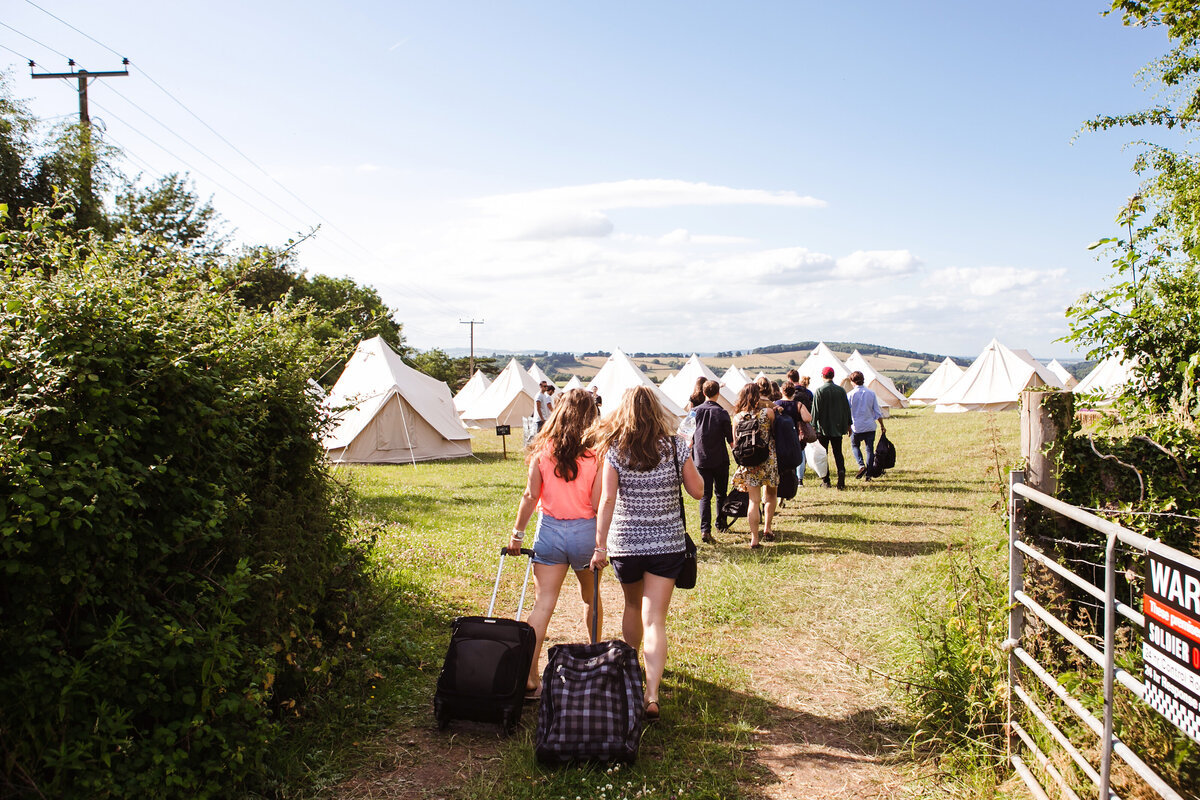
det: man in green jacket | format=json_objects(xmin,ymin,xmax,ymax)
[{"xmin": 810, "ymin": 366, "xmax": 852, "ymax": 489}]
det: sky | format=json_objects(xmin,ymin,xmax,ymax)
[{"xmin": 0, "ymin": 1, "xmax": 1182, "ymax": 360}]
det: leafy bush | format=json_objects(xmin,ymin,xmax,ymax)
[{"xmin": 0, "ymin": 210, "xmax": 370, "ymax": 797}]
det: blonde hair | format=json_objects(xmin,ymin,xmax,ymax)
[
  {"xmin": 589, "ymin": 385, "xmax": 676, "ymax": 471},
  {"xmin": 529, "ymin": 389, "xmax": 599, "ymax": 482}
]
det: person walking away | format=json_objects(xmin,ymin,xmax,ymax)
[
  {"xmin": 535, "ymin": 381, "xmax": 554, "ymax": 431},
  {"xmin": 677, "ymin": 377, "xmax": 707, "ymax": 444},
  {"xmin": 507, "ymin": 389, "xmax": 604, "ymax": 699},
  {"xmin": 731, "ymin": 383, "xmax": 779, "ymax": 547},
  {"xmin": 810, "ymin": 366, "xmax": 851, "ymax": 490},
  {"xmin": 692, "ymin": 380, "xmax": 733, "ymax": 543},
  {"xmin": 787, "ymin": 371, "xmax": 813, "ymax": 483},
  {"xmin": 847, "ymin": 370, "xmax": 885, "ymax": 481},
  {"xmin": 775, "ymin": 382, "xmax": 812, "ymax": 495},
  {"xmin": 589, "ymin": 386, "xmax": 704, "ymax": 721}
]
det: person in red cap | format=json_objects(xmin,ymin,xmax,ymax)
[{"xmin": 809, "ymin": 365, "xmax": 851, "ymax": 489}]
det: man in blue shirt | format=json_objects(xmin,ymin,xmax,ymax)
[
  {"xmin": 691, "ymin": 380, "xmax": 733, "ymax": 542},
  {"xmin": 847, "ymin": 371, "xmax": 885, "ymax": 480}
]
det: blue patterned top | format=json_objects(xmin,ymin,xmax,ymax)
[{"xmin": 605, "ymin": 435, "xmax": 690, "ymax": 557}]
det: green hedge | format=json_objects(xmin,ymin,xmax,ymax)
[{"xmin": 0, "ymin": 213, "xmax": 369, "ymax": 797}]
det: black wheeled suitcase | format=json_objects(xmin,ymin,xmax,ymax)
[
  {"xmin": 434, "ymin": 547, "xmax": 536, "ymax": 735},
  {"xmin": 534, "ymin": 572, "xmax": 645, "ymax": 763}
]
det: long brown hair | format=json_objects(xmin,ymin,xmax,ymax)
[
  {"xmin": 530, "ymin": 388, "xmax": 599, "ymax": 482},
  {"xmin": 589, "ymin": 385, "xmax": 676, "ymax": 471},
  {"xmin": 733, "ymin": 383, "xmax": 761, "ymax": 416}
]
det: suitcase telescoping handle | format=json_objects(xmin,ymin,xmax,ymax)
[
  {"xmin": 591, "ymin": 567, "xmax": 600, "ymax": 644},
  {"xmin": 486, "ymin": 547, "xmax": 535, "ymax": 620}
]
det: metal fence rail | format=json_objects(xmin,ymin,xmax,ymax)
[{"xmin": 1005, "ymin": 470, "xmax": 1200, "ymax": 800}]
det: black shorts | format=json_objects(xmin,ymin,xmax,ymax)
[{"xmin": 610, "ymin": 551, "xmax": 686, "ymax": 584}]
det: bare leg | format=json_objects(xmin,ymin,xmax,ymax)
[
  {"xmin": 574, "ymin": 568, "xmax": 603, "ymax": 642},
  {"xmin": 763, "ymin": 485, "xmax": 778, "ymax": 538},
  {"xmin": 619, "ymin": 578, "xmax": 644, "ymax": 652},
  {"xmin": 524, "ymin": 562, "xmax": 569, "ymax": 691},
  {"xmin": 639, "ymin": 573, "xmax": 675, "ymax": 705},
  {"xmin": 746, "ymin": 484, "xmax": 762, "ymax": 546}
]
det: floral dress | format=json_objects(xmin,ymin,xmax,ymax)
[{"xmin": 732, "ymin": 407, "xmax": 779, "ymax": 490}]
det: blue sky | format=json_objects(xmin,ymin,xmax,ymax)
[{"xmin": 1, "ymin": 1, "xmax": 1177, "ymax": 360}]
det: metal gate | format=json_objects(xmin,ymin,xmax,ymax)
[{"xmin": 1005, "ymin": 470, "xmax": 1199, "ymax": 800}]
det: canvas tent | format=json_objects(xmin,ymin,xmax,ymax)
[
  {"xmin": 460, "ymin": 358, "xmax": 541, "ymax": 429},
  {"xmin": 528, "ymin": 362, "xmax": 555, "ymax": 386},
  {"xmin": 1046, "ymin": 359, "xmax": 1078, "ymax": 390},
  {"xmin": 1073, "ymin": 355, "xmax": 1135, "ymax": 400},
  {"xmin": 844, "ymin": 350, "xmax": 909, "ymax": 408},
  {"xmin": 322, "ymin": 336, "xmax": 472, "ymax": 463},
  {"xmin": 796, "ymin": 342, "xmax": 854, "ymax": 389},
  {"xmin": 720, "ymin": 365, "xmax": 752, "ymax": 392},
  {"xmin": 562, "ymin": 374, "xmax": 584, "ymax": 392},
  {"xmin": 908, "ymin": 357, "xmax": 964, "ymax": 405},
  {"xmin": 587, "ymin": 349, "xmax": 686, "ymax": 419},
  {"xmin": 660, "ymin": 354, "xmax": 737, "ymax": 410},
  {"xmin": 453, "ymin": 369, "xmax": 492, "ymax": 413},
  {"xmin": 934, "ymin": 339, "xmax": 1063, "ymax": 413}
]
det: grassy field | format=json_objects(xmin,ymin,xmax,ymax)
[{"xmin": 300, "ymin": 407, "xmax": 1022, "ymax": 799}]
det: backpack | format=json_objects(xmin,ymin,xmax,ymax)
[
  {"xmin": 867, "ymin": 432, "xmax": 896, "ymax": 478},
  {"xmin": 732, "ymin": 410, "xmax": 770, "ymax": 467},
  {"xmin": 773, "ymin": 409, "xmax": 802, "ymax": 472}
]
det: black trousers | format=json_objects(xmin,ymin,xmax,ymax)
[
  {"xmin": 818, "ymin": 434, "xmax": 846, "ymax": 484},
  {"xmin": 697, "ymin": 464, "xmax": 729, "ymax": 533}
]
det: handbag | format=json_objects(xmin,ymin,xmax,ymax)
[
  {"xmin": 670, "ymin": 438, "xmax": 697, "ymax": 590},
  {"xmin": 798, "ymin": 419, "xmax": 819, "ymax": 444},
  {"xmin": 720, "ymin": 489, "xmax": 750, "ymax": 520}
]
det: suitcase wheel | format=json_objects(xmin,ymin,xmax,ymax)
[
  {"xmin": 502, "ymin": 707, "xmax": 518, "ymax": 736},
  {"xmin": 434, "ymin": 698, "xmax": 449, "ymax": 731}
]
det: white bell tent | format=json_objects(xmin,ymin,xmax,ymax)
[
  {"xmin": 660, "ymin": 354, "xmax": 737, "ymax": 410},
  {"xmin": 719, "ymin": 365, "xmax": 753, "ymax": 393},
  {"xmin": 844, "ymin": 350, "xmax": 909, "ymax": 408},
  {"xmin": 322, "ymin": 336, "xmax": 472, "ymax": 464},
  {"xmin": 459, "ymin": 358, "xmax": 541, "ymax": 429},
  {"xmin": 453, "ymin": 369, "xmax": 492, "ymax": 413},
  {"xmin": 908, "ymin": 357, "xmax": 965, "ymax": 405},
  {"xmin": 587, "ymin": 349, "xmax": 686, "ymax": 419},
  {"xmin": 528, "ymin": 362, "xmax": 555, "ymax": 386},
  {"xmin": 562, "ymin": 374, "xmax": 584, "ymax": 392},
  {"xmin": 934, "ymin": 339, "xmax": 1063, "ymax": 413},
  {"xmin": 1046, "ymin": 359, "xmax": 1079, "ymax": 390},
  {"xmin": 796, "ymin": 342, "xmax": 854, "ymax": 389},
  {"xmin": 1073, "ymin": 355, "xmax": 1135, "ymax": 400}
]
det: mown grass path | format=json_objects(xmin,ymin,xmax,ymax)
[{"xmin": 331, "ymin": 408, "xmax": 1018, "ymax": 800}]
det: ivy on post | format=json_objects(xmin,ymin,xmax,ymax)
[{"xmin": 1020, "ymin": 389, "xmax": 1074, "ymax": 496}]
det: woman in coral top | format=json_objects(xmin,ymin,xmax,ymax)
[{"xmin": 507, "ymin": 388, "xmax": 603, "ymax": 699}]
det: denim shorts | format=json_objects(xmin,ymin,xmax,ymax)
[
  {"xmin": 610, "ymin": 550, "xmax": 686, "ymax": 584},
  {"xmin": 531, "ymin": 514, "xmax": 597, "ymax": 572}
]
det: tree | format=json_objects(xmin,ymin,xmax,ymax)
[
  {"xmin": 112, "ymin": 172, "xmax": 227, "ymax": 258},
  {"xmin": 1065, "ymin": 1, "xmax": 1200, "ymax": 419}
]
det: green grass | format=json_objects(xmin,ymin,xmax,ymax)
[{"xmin": 275, "ymin": 408, "xmax": 1023, "ymax": 799}]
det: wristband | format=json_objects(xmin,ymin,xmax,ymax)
[{"xmin": 594, "ymin": 547, "xmax": 607, "ymax": 553}]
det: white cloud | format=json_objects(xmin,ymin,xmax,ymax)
[
  {"xmin": 471, "ymin": 179, "xmax": 825, "ymax": 241},
  {"xmin": 833, "ymin": 250, "xmax": 922, "ymax": 280},
  {"xmin": 926, "ymin": 266, "xmax": 1065, "ymax": 297}
]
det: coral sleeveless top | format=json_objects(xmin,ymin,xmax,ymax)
[{"xmin": 537, "ymin": 447, "xmax": 598, "ymax": 520}]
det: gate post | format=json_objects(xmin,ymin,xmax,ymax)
[
  {"xmin": 1007, "ymin": 469, "xmax": 1026, "ymax": 761},
  {"xmin": 1020, "ymin": 390, "xmax": 1073, "ymax": 495}
]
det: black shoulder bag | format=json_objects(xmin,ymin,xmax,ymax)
[{"xmin": 670, "ymin": 437, "xmax": 697, "ymax": 590}]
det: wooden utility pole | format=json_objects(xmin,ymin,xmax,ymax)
[
  {"xmin": 459, "ymin": 319, "xmax": 484, "ymax": 376},
  {"xmin": 32, "ymin": 60, "xmax": 129, "ymax": 226}
]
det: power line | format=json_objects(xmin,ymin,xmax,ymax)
[
  {"xmin": 21, "ymin": 0, "xmax": 125, "ymax": 60},
  {"xmin": 0, "ymin": 20, "xmax": 72, "ymax": 64},
  {"xmin": 0, "ymin": 40, "xmax": 35, "ymax": 63},
  {"xmin": 15, "ymin": 1, "xmax": 471, "ymax": 323}
]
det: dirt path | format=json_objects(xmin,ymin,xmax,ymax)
[{"xmin": 337, "ymin": 412, "xmax": 1004, "ymax": 799}]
